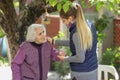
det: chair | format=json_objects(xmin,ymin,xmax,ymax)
[{"xmin": 98, "ymin": 65, "xmax": 119, "ymax": 80}]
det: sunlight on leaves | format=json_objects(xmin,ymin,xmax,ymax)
[
  {"xmin": 14, "ymin": 1, "xmax": 19, "ymax": 8},
  {"xmin": 0, "ymin": 26, "xmax": 6, "ymax": 38},
  {"xmin": 53, "ymin": 31, "xmax": 65, "ymax": 40},
  {"xmin": 47, "ymin": 0, "xmax": 72, "ymax": 12},
  {"xmin": 49, "ymin": 0, "xmax": 58, "ymax": 7},
  {"xmin": 0, "ymin": 9, "xmax": 4, "ymax": 15},
  {"xmin": 57, "ymin": 3, "xmax": 62, "ymax": 12},
  {"xmin": 88, "ymin": 0, "xmax": 120, "ymax": 15}
]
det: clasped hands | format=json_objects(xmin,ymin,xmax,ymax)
[
  {"xmin": 58, "ymin": 50, "xmax": 66, "ymax": 61},
  {"xmin": 46, "ymin": 37, "xmax": 66, "ymax": 61}
]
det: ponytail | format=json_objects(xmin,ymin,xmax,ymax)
[{"xmin": 76, "ymin": 5, "xmax": 92, "ymax": 51}]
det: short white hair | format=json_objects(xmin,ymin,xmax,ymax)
[{"xmin": 26, "ymin": 24, "xmax": 46, "ymax": 42}]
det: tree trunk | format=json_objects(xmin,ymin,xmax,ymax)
[
  {"xmin": 0, "ymin": 0, "xmax": 57, "ymax": 61},
  {"xmin": 0, "ymin": 0, "xmax": 19, "ymax": 61}
]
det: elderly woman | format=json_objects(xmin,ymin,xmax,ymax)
[{"xmin": 11, "ymin": 24, "xmax": 65, "ymax": 80}]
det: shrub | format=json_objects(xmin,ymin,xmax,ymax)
[{"xmin": 101, "ymin": 47, "xmax": 120, "ymax": 75}]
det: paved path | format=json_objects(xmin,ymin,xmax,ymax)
[
  {"xmin": 48, "ymin": 71, "xmax": 71, "ymax": 80},
  {"xmin": 48, "ymin": 71, "xmax": 59, "ymax": 80},
  {"xmin": 0, "ymin": 66, "xmax": 71, "ymax": 80}
]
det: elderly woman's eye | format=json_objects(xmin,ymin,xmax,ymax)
[{"xmin": 39, "ymin": 31, "xmax": 44, "ymax": 35}]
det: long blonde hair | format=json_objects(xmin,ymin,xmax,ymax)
[{"xmin": 60, "ymin": 3, "xmax": 92, "ymax": 51}]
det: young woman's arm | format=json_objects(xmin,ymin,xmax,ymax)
[
  {"xmin": 47, "ymin": 36, "xmax": 70, "ymax": 46},
  {"xmin": 64, "ymin": 32, "xmax": 85, "ymax": 63},
  {"xmin": 55, "ymin": 40, "xmax": 70, "ymax": 46}
]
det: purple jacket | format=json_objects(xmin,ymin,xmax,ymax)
[{"xmin": 11, "ymin": 41, "xmax": 60, "ymax": 80}]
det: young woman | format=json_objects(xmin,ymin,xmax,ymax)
[{"xmin": 48, "ymin": 3, "xmax": 98, "ymax": 80}]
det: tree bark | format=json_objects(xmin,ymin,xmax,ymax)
[
  {"xmin": 0, "ymin": 0, "xmax": 57, "ymax": 60},
  {"xmin": 0, "ymin": 0, "xmax": 19, "ymax": 60}
]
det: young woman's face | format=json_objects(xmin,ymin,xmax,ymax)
[
  {"xmin": 35, "ymin": 27, "xmax": 46, "ymax": 44},
  {"xmin": 61, "ymin": 16, "xmax": 73, "ymax": 27},
  {"xmin": 61, "ymin": 18, "xmax": 70, "ymax": 26}
]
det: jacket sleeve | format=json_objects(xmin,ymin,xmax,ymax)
[
  {"xmin": 51, "ymin": 46, "xmax": 60, "ymax": 61},
  {"xmin": 11, "ymin": 48, "xmax": 25, "ymax": 80},
  {"xmin": 55, "ymin": 39, "xmax": 70, "ymax": 46}
]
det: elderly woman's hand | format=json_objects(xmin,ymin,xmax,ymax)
[
  {"xmin": 46, "ymin": 36, "xmax": 54, "ymax": 44},
  {"xmin": 58, "ymin": 50, "xmax": 66, "ymax": 61},
  {"xmin": 59, "ymin": 50, "xmax": 66, "ymax": 56}
]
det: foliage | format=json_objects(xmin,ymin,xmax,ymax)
[
  {"xmin": 0, "ymin": 9, "xmax": 4, "ymax": 15},
  {"xmin": 101, "ymin": 47, "xmax": 120, "ymax": 74},
  {"xmin": 89, "ymin": 0, "xmax": 120, "ymax": 15},
  {"xmin": 97, "ymin": 33, "xmax": 105, "ymax": 43},
  {"xmin": 52, "ymin": 31, "xmax": 71, "ymax": 78},
  {"xmin": 94, "ymin": 14, "xmax": 113, "ymax": 43},
  {"xmin": 0, "ymin": 26, "xmax": 6, "ymax": 38},
  {"xmin": 53, "ymin": 47, "xmax": 71, "ymax": 78},
  {"xmin": 112, "ymin": 47, "xmax": 120, "ymax": 72},
  {"xmin": 53, "ymin": 31, "xmax": 65, "ymax": 40},
  {"xmin": 47, "ymin": 0, "xmax": 120, "ymax": 14},
  {"xmin": 95, "ymin": 15, "xmax": 112, "ymax": 33},
  {"xmin": 101, "ymin": 48, "xmax": 115, "ymax": 65},
  {"xmin": 82, "ymin": 0, "xmax": 120, "ymax": 15},
  {"xmin": 13, "ymin": 1, "xmax": 19, "ymax": 8},
  {"xmin": 46, "ymin": 0, "xmax": 72, "ymax": 13},
  {"xmin": 0, "ymin": 56, "xmax": 9, "ymax": 66}
]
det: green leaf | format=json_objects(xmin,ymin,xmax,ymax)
[
  {"xmin": 63, "ymin": 3, "xmax": 70, "ymax": 13},
  {"xmin": 53, "ymin": 31, "xmax": 65, "ymax": 40},
  {"xmin": 49, "ymin": 0, "xmax": 58, "ymax": 7},
  {"xmin": 0, "ymin": 26, "xmax": 6, "ymax": 38},
  {"xmin": 0, "ymin": 57, "xmax": 4, "ymax": 62},
  {"xmin": 88, "ymin": 0, "xmax": 120, "ymax": 15},
  {"xmin": 96, "ymin": 1, "xmax": 104, "ymax": 11},
  {"xmin": 0, "ymin": 9, "xmax": 4, "ymax": 15},
  {"xmin": 58, "ymin": 31, "xmax": 64, "ymax": 37},
  {"xmin": 107, "ymin": 2, "xmax": 114, "ymax": 11},
  {"xmin": 114, "ymin": 10, "xmax": 119, "ymax": 15},
  {"xmin": 14, "ymin": 1, "xmax": 19, "ymax": 7},
  {"xmin": 46, "ymin": 0, "xmax": 49, "ymax": 3},
  {"xmin": 57, "ymin": 3, "xmax": 62, "ymax": 12}
]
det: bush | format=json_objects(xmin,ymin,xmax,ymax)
[
  {"xmin": 112, "ymin": 47, "xmax": 120, "ymax": 72},
  {"xmin": 52, "ymin": 47, "xmax": 71, "ymax": 79},
  {"xmin": 0, "ymin": 56, "xmax": 9, "ymax": 66},
  {"xmin": 52, "ymin": 32, "xmax": 71, "ymax": 79},
  {"xmin": 101, "ymin": 47, "xmax": 120, "ymax": 75},
  {"xmin": 101, "ymin": 48, "xmax": 115, "ymax": 65}
]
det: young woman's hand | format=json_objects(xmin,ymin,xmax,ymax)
[{"xmin": 57, "ymin": 55, "xmax": 65, "ymax": 61}]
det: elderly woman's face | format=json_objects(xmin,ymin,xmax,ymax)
[{"xmin": 35, "ymin": 27, "xmax": 46, "ymax": 44}]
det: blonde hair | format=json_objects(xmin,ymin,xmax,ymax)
[
  {"xmin": 26, "ymin": 24, "xmax": 46, "ymax": 42},
  {"xmin": 60, "ymin": 3, "xmax": 92, "ymax": 51},
  {"xmin": 76, "ymin": 5, "xmax": 92, "ymax": 51}
]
